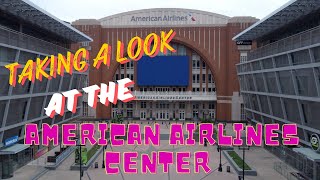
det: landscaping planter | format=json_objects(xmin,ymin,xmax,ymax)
[
  {"xmin": 70, "ymin": 145, "xmax": 103, "ymax": 171},
  {"xmin": 223, "ymin": 150, "xmax": 257, "ymax": 176}
]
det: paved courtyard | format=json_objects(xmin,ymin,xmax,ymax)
[{"xmin": 11, "ymin": 121, "xmax": 287, "ymax": 180}]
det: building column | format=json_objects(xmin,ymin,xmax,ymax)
[{"xmin": 234, "ymin": 41, "xmax": 252, "ymax": 121}]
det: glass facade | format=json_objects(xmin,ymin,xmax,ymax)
[
  {"xmin": 237, "ymin": 24, "xmax": 320, "ymax": 180},
  {"xmin": 0, "ymin": 9, "xmax": 88, "ymax": 179}
]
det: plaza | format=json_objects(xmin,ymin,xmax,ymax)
[
  {"xmin": 0, "ymin": 0, "xmax": 319, "ymax": 179},
  {"xmin": 11, "ymin": 121, "xmax": 288, "ymax": 180}
]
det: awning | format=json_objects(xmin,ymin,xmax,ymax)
[
  {"xmin": 233, "ymin": 0, "xmax": 320, "ymax": 41},
  {"xmin": 293, "ymin": 148, "xmax": 320, "ymax": 162},
  {"xmin": 0, "ymin": 144, "xmax": 30, "ymax": 155},
  {"xmin": 0, "ymin": 0, "xmax": 92, "ymax": 42}
]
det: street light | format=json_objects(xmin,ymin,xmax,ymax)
[
  {"xmin": 102, "ymin": 140, "xmax": 109, "ymax": 168},
  {"xmin": 217, "ymin": 145, "xmax": 223, "ymax": 172},
  {"xmin": 75, "ymin": 122, "xmax": 86, "ymax": 179},
  {"xmin": 238, "ymin": 146, "xmax": 250, "ymax": 180}
]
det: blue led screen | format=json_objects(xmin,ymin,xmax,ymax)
[{"xmin": 137, "ymin": 56, "xmax": 189, "ymax": 86}]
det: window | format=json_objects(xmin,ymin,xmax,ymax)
[
  {"xmin": 126, "ymin": 61, "xmax": 134, "ymax": 69},
  {"xmin": 240, "ymin": 54, "xmax": 247, "ymax": 63},
  {"xmin": 295, "ymin": 69, "xmax": 317, "ymax": 97},
  {"xmin": 140, "ymin": 111, "xmax": 146, "ymax": 119},
  {"xmin": 275, "ymin": 55, "xmax": 289, "ymax": 68},
  {"xmin": 265, "ymin": 72, "xmax": 279, "ymax": 93},
  {"xmin": 252, "ymin": 61, "xmax": 261, "ymax": 71},
  {"xmin": 192, "ymin": 53, "xmax": 200, "ymax": 69},
  {"xmin": 291, "ymin": 50, "xmax": 310, "ymax": 65},
  {"xmin": 301, "ymin": 101, "xmax": 320, "ymax": 127},
  {"xmin": 254, "ymin": 73, "xmax": 266, "ymax": 92},
  {"xmin": 269, "ymin": 97, "xmax": 283, "ymax": 119},
  {"xmin": 193, "ymin": 111, "xmax": 199, "ymax": 119},
  {"xmin": 278, "ymin": 71, "xmax": 295, "ymax": 95},
  {"xmin": 241, "ymin": 104, "xmax": 246, "ymax": 121},
  {"xmin": 126, "ymin": 102, "xmax": 133, "ymax": 109},
  {"xmin": 0, "ymin": 46, "xmax": 17, "ymax": 63},
  {"xmin": 208, "ymin": 73, "xmax": 213, "ymax": 83},
  {"xmin": 83, "ymin": 103, "xmax": 88, "ymax": 117},
  {"xmin": 81, "ymin": 42, "xmax": 89, "ymax": 47},
  {"xmin": 178, "ymin": 45, "xmax": 186, "ymax": 55},
  {"xmin": 262, "ymin": 58, "xmax": 274, "ymax": 69},
  {"xmin": 202, "ymin": 62, "xmax": 206, "ymax": 69},
  {"xmin": 179, "ymin": 103, "xmax": 185, "ymax": 109},
  {"xmin": 283, "ymin": 98, "xmax": 300, "ymax": 124},
  {"xmin": 209, "ymin": 103, "xmax": 215, "ymax": 109},
  {"xmin": 140, "ymin": 102, "xmax": 147, "ymax": 108},
  {"xmin": 202, "ymin": 74, "xmax": 206, "ymax": 82},
  {"xmin": 127, "ymin": 110, "xmax": 133, "ymax": 118},
  {"xmin": 193, "ymin": 104, "xmax": 199, "ymax": 109}
]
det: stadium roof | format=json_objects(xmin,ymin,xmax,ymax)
[
  {"xmin": 0, "ymin": 0, "xmax": 92, "ymax": 42},
  {"xmin": 233, "ymin": 0, "xmax": 320, "ymax": 41}
]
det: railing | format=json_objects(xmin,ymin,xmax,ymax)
[
  {"xmin": 247, "ymin": 25, "xmax": 320, "ymax": 61},
  {"xmin": 0, "ymin": 25, "xmax": 70, "ymax": 55},
  {"xmin": 133, "ymin": 91, "xmax": 216, "ymax": 96},
  {"xmin": 274, "ymin": 161, "xmax": 304, "ymax": 180},
  {"xmin": 133, "ymin": 91, "xmax": 217, "ymax": 101}
]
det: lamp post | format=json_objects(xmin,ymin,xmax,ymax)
[
  {"xmin": 217, "ymin": 145, "xmax": 223, "ymax": 172},
  {"xmin": 102, "ymin": 145, "xmax": 106, "ymax": 168},
  {"xmin": 75, "ymin": 122, "xmax": 84, "ymax": 179},
  {"xmin": 238, "ymin": 146, "xmax": 250, "ymax": 180}
]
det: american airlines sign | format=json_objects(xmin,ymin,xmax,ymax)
[{"xmin": 131, "ymin": 14, "xmax": 196, "ymax": 22}]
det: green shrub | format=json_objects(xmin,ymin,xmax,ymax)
[
  {"xmin": 227, "ymin": 151, "xmax": 251, "ymax": 170},
  {"xmin": 87, "ymin": 144, "xmax": 101, "ymax": 162}
]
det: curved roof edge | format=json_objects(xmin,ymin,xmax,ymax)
[
  {"xmin": 99, "ymin": 8, "xmax": 230, "ymax": 21},
  {"xmin": 72, "ymin": 8, "xmax": 259, "ymax": 28}
]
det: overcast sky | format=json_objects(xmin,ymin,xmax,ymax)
[{"xmin": 29, "ymin": 0, "xmax": 291, "ymax": 22}]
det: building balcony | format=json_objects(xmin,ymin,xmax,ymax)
[
  {"xmin": 0, "ymin": 25, "xmax": 70, "ymax": 56},
  {"xmin": 247, "ymin": 25, "xmax": 320, "ymax": 61},
  {"xmin": 132, "ymin": 91, "xmax": 217, "ymax": 101}
]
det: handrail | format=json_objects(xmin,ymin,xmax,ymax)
[
  {"xmin": 247, "ymin": 25, "xmax": 320, "ymax": 61},
  {"xmin": 0, "ymin": 25, "xmax": 70, "ymax": 54},
  {"xmin": 133, "ymin": 91, "xmax": 216, "ymax": 96}
]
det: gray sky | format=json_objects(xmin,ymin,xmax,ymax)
[{"xmin": 29, "ymin": 0, "xmax": 291, "ymax": 22}]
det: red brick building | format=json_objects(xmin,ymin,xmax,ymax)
[{"xmin": 72, "ymin": 8, "xmax": 258, "ymax": 121}]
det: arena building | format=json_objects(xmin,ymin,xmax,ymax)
[
  {"xmin": 72, "ymin": 8, "xmax": 258, "ymax": 122},
  {"xmin": 0, "ymin": 0, "xmax": 91, "ymax": 178},
  {"xmin": 234, "ymin": 0, "xmax": 320, "ymax": 179}
]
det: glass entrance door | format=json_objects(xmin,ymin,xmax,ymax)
[
  {"xmin": 179, "ymin": 111, "xmax": 185, "ymax": 120},
  {"xmin": 209, "ymin": 110, "xmax": 215, "ymax": 119},
  {"xmin": 157, "ymin": 110, "xmax": 169, "ymax": 120},
  {"xmin": 140, "ymin": 111, "xmax": 146, "ymax": 120}
]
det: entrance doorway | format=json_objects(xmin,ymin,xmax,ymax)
[
  {"xmin": 179, "ymin": 111, "xmax": 185, "ymax": 120},
  {"xmin": 140, "ymin": 111, "xmax": 146, "ymax": 120},
  {"xmin": 157, "ymin": 110, "xmax": 169, "ymax": 120}
]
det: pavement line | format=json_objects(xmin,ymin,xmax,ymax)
[
  {"xmin": 86, "ymin": 171, "xmax": 92, "ymax": 180},
  {"xmin": 199, "ymin": 162, "xmax": 228, "ymax": 180}
]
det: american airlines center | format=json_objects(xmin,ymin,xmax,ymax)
[{"xmin": 72, "ymin": 8, "xmax": 258, "ymax": 121}]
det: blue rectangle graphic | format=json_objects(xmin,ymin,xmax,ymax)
[{"xmin": 137, "ymin": 56, "xmax": 189, "ymax": 86}]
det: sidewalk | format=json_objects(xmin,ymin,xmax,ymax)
[{"xmin": 9, "ymin": 145, "xmax": 61, "ymax": 180}]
